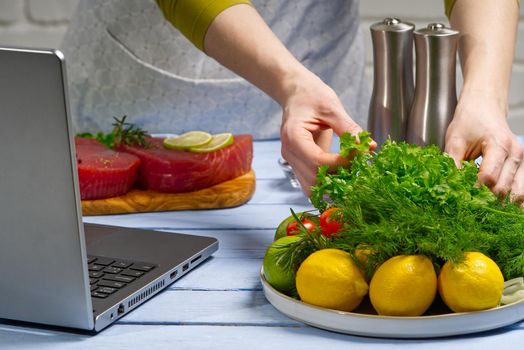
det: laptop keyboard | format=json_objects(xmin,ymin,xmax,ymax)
[{"xmin": 88, "ymin": 255, "xmax": 156, "ymax": 299}]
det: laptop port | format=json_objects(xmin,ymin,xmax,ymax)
[
  {"xmin": 190, "ymin": 255, "xmax": 202, "ymax": 264},
  {"xmin": 182, "ymin": 263, "xmax": 189, "ymax": 272},
  {"xmin": 117, "ymin": 304, "xmax": 125, "ymax": 316},
  {"xmin": 170, "ymin": 270, "xmax": 178, "ymax": 279}
]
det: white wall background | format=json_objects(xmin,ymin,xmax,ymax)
[{"xmin": 0, "ymin": 0, "xmax": 522, "ymax": 133}]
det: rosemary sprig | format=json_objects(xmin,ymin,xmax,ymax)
[{"xmin": 111, "ymin": 115, "xmax": 150, "ymax": 148}]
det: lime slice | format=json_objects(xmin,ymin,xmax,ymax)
[
  {"xmin": 163, "ymin": 131, "xmax": 212, "ymax": 150},
  {"xmin": 189, "ymin": 133, "xmax": 234, "ymax": 153}
]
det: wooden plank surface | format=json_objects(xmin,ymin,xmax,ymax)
[
  {"xmin": 81, "ymin": 170, "xmax": 256, "ymax": 216},
  {"xmin": 0, "ymin": 322, "xmax": 522, "ymax": 350},
  {"xmin": 168, "ymin": 229, "xmax": 274, "ymax": 259},
  {"xmin": 169, "ymin": 257, "xmax": 264, "ymax": 290},
  {"xmin": 117, "ymin": 290, "xmax": 295, "ymax": 324},
  {"xmin": 83, "ymin": 202, "xmax": 315, "ymax": 230}
]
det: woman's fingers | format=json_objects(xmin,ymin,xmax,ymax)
[
  {"xmin": 490, "ymin": 140, "xmax": 523, "ymax": 197},
  {"xmin": 510, "ymin": 157, "xmax": 524, "ymax": 205},
  {"xmin": 313, "ymin": 129, "xmax": 333, "ymax": 152},
  {"xmin": 446, "ymin": 128, "xmax": 524, "ymax": 202},
  {"xmin": 478, "ymin": 141, "xmax": 507, "ymax": 188},
  {"xmin": 445, "ymin": 135, "xmax": 468, "ymax": 168},
  {"xmin": 282, "ymin": 131, "xmax": 348, "ymax": 194}
]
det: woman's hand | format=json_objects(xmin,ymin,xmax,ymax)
[
  {"xmin": 447, "ymin": 0, "xmax": 521, "ymax": 203},
  {"xmin": 204, "ymin": 5, "xmax": 374, "ymax": 197},
  {"xmin": 445, "ymin": 92, "xmax": 524, "ymax": 203},
  {"xmin": 279, "ymin": 72, "xmax": 375, "ymax": 196}
]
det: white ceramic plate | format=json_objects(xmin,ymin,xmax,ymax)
[{"xmin": 260, "ymin": 267, "xmax": 524, "ymax": 338}]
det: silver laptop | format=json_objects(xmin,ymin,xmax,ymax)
[{"xmin": 0, "ymin": 47, "xmax": 218, "ymax": 332}]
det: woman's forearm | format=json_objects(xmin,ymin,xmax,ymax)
[
  {"xmin": 450, "ymin": 0, "xmax": 519, "ymax": 108},
  {"xmin": 444, "ymin": 0, "xmax": 523, "ymax": 200},
  {"xmin": 203, "ymin": 4, "xmax": 312, "ymax": 107}
]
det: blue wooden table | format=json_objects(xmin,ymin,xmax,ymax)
[{"xmin": 0, "ymin": 139, "xmax": 523, "ymax": 349}]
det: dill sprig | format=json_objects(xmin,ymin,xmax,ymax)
[{"xmin": 276, "ymin": 132, "xmax": 524, "ymax": 280}]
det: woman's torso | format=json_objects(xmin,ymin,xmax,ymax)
[{"xmin": 61, "ymin": 0, "xmax": 367, "ymax": 139}]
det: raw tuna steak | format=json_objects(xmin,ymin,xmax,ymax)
[
  {"xmin": 75, "ymin": 137, "xmax": 141, "ymax": 200},
  {"xmin": 118, "ymin": 134, "xmax": 253, "ymax": 193}
]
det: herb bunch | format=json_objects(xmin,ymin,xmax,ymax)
[
  {"xmin": 277, "ymin": 132, "xmax": 524, "ymax": 280},
  {"xmin": 77, "ymin": 116, "xmax": 150, "ymax": 149}
]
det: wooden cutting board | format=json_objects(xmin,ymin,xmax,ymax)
[{"xmin": 81, "ymin": 170, "xmax": 256, "ymax": 216}]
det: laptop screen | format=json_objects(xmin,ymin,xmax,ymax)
[{"xmin": 0, "ymin": 47, "xmax": 93, "ymax": 329}]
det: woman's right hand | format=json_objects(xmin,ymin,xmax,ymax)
[{"xmin": 279, "ymin": 71, "xmax": 375, "ymax": 196}]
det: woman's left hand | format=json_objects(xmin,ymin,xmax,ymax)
[{"xmin": 445, "ymin": 93, "xmax": 524, "ymax": 203}]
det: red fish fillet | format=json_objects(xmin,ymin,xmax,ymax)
[
  {"xmin": 75, "ymin": 137, "xmax": 141, "ymax": 200},
  {"xmin": 118, "ymin": 134, "xmax": 253, "ymax": 193}
]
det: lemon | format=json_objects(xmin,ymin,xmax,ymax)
[
  {"xmin": 263, "ymin": 235, "xmax": 302, "ymax": 294},
  {"xmin": 163, "ymin": 131, "xmax": 212, "ymax": 150},
  {"xmin": 295, "ymin": 248, "xmax": 368, "ymax": 312},
  {"xmin": 438, "ymin": 252, "xmax": 504, "ymax": 313},
  {"xmin": 190, "ymin": 133, "xmax": 234, "ymax": 153},
  {"xmin": 369, "ymin": 255, "xmax": 437, "ymax": 316}
]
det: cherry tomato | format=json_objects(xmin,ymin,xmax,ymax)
[
  {"xmin": 286, "ymin": 219, "xmax": 316, "ymax": 236},
  {"xmin": 319, "ymin": 208, "xmax": 343, "ymax": 237}
]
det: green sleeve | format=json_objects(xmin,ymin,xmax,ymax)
[
  {"xmin": 156, "ymin": 0, "xmax": 253, "ymax": 51},
  {"xmin": 443, "ymin": 0, "xmax": 455, "ymax": 18},
  {"xmin": 444, "ymin": 0, "xmax": 520, "ymax": 18}
]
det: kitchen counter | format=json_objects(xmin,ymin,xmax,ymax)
[{"xmin": 0, "ymin": 138, "xmax": 523, "ymax": 349}]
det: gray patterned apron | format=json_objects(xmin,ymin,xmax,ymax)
[{"xmin": 61, "ymin": 0, "xmax": 368, "ymax": 140}]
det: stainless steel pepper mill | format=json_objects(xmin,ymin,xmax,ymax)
[
  {"xmin": 407, "ymin": 23, "xmax": 459, "ymax": 149},
  {"xmin": 368, "ymin": 18, "xmax": 415, "ymax": 146}
]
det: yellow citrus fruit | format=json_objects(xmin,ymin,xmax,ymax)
[
  {"xmin": 369, "ymin": 255, "xmax": 437, "ymax": 316},
  {"xmin": 263, "ymin": 235, "xmax": 302, "ymax": 294},
  {"xmin": 438, "ymin": 252, "xmax": 504, "ymax": 313},
  {"xmin": 295, "ymin": 248, "xmax": 368, "ymax": 312},
  {"xmin": 354, "ymin": 247, "xmax": 373, "ymax": 272}
]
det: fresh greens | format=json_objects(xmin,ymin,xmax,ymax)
[
  {"xmin": 278, "ymin": 132, "xmax": 524, "ymax": 280},
  {"xmin": 76, "ymin": 131, "xmax": 115, "ymax": 149},
  {"xmin": 76, "ymin": 116, "xmax": 150, "ymax": 149},
  {"xmin": 339, "ymin": 131, "xmax": 374, "ymax": 158}
]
